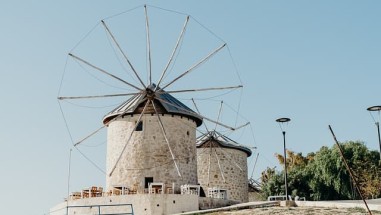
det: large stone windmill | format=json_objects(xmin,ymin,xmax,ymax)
[{"xmin": 103, "ymin": 83, "xmax": 203, "ymax": 194}]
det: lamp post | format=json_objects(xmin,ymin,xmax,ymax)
[
  {"xmin": 367, "ymin": 106, "xmax": 381, "ymax": 160},
  {"xmin": 276, "ymin": 117, "xmax": 291, "ymax": 200}
]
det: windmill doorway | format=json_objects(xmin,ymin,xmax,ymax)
[{"xmin": 144, "ymin": 177, "xmax": 153, "ymax": 189}]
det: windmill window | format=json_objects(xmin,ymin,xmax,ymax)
[
  {"xmin": 186, "ymin": 131, "xmax": 189, "ymax": 136},
  {"xmin": 135, "ymin": 121, "xmax": 143, "ymax": 131}
]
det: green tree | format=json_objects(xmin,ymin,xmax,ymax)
[
  {"xmin": 260, "ymin": 167, "xmax": 284, "ymax": 199},
  {"xmin": 261, "ymin": 141, "xmax": 381, "ymax": 200}
]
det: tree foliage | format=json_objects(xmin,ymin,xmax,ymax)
[{"xmin": 261, "ymin": 141, "xmax": 381, "ymax": 200}]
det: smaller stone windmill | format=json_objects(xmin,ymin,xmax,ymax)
[
  {"xmin": 197, "ymin": 131, "xmax": 252, "ymax": 203},
  {"xmin": 193, "ymin": 100, "xmax": 253, "ymax": 203}
]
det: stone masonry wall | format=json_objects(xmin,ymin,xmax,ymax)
[
  {"xmin": 197, "ymin": 147, "xmax": 248, "ymax": 203},
  {"xmin": 106, "ymin": 114, "xmax": 197, "ymax": 193}
]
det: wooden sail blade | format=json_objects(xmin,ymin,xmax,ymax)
[
  {"xmin": 151, "ymin": 100, "xmax": 182, "ymax": 178},
  {"xmin": 214, "ymin": 101, "xmax": 223, "ymax": 131},
  {"xmin": 69, "ymin": 53, "xmax": 142, "ymax": 91},
  {"xmin": 207, "ymin": 145, "xmax": 212, "ymax": 186},
  {"xmin": 233, "ymin": 122, "xmax": 250, "ymax": 130},
  {"xmin": 214, "ymin": 148, "xmax": 226, "ymax": 183},
  {"xmin": 161, "ymin": 43, "xmax": 226, "ymax": 90},
  {"xmin": 101, "ymin": 20, "xmax": 146, "ymax": 88},
  {"xmin": 216, "ymin": 146, "xmax": 243, "ymax": 171},
  {"xmin": 156, "ymin": 16, "xmax": 190, "ymax": 89},
  {"xmin": 144, "ymin": 5, "xmax": 152, "ymax": 85},
  {"xmin": 58, "ymin": 92, "xmax": 141, "ymax": 100},
  {"xmin": 108, "ymin": 100, "xmax": 150, "ymax": 177},
  {"xmin": 155, "ymin": 97, "xmax": 235, "ymax": 131},
  {"xmin": 74, "ymin": 126, "xmax": 105, "ymax": 147},
  {"xmin": 192, "ymin": 98, "xmax": 209, "ymax": 132},
  {"xmin": 159, "ymin": 85, "xmax": 243, "ymax": 94}
]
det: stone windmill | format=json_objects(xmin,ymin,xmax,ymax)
[
  {"xmin": 193, "ymin": 100, "xmax": 253, "ymax": 203},
  {"xmin": 102, "ymin": 84, "xmax": 203, "ymax": 193},
  {"xmin": 196, "ymin": 130, "xmax": 252, "ymax": 203}
]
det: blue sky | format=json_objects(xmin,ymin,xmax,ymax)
[{"xmin": 1, "ymin": 1, "xmax": 381, "ymax": 214}]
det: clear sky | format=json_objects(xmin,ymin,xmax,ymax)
[{"xmin": 1, "ymin": 1, "xmax": 381, "ymax": 214}]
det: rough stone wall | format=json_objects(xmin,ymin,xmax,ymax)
[
  {"xmin": 197, "ymin": 147, "xmax": 248, "ymax": 203},
  {"xmin": 198, "ymin": 197, "xmax": 239, "ymax": 210},
  {"xmin": 248, "ymin": 191, "xmax": 263, "ymax": 202},
  {"xmin": 106, "ymin": 114, "xmax": 197, "ymax": 193}
]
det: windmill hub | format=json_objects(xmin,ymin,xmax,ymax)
[{"xmin": 146, "ymin": 83, "xmax": 157, "ymax": 100}]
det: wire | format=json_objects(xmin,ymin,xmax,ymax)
[
  {"xmin": 250, "ymin": 153, "xmax": 259, "ymax": 179},
  {"xmin": 61, "ymin": 99, "xmax": 122, "ymax": 109},
  {"xmin": 58, "ymin": 100, "xmax": 106, "ymax": 175},
  {"xmin": 102, "ymin": 5, "xmax": 144, "ymax": 21},
  {"xmin": 189, "ymin": 16, "xmax": 225, "ymax": 44},
  {"xmin": 191, "ymin": 98, "xmax": 256, "ymax": 149},
  {"xmin": 160, "ymin": 18, "xmax": 187, "ymax": 85},
  {"xmin": 181, "ymin": 97, "xmax": 256, "ymax": 151},
  {"xmin": 249, "ymin": 123, "xmax": 258, "ymax": 148},
  {"xmin": 234, "ymin": 88, "xmax": 243, "ymax": 128},
  {"xmin": 58, "ymin": 100, "xmax": 75, "ymax": 146},
  {"xmin": 66, "ymin": 148, "xmax": 72, "ymax": 211},
  {"xmin": 103, "ymin": 23, "xmax": 139, "ymax": 85},
  {"xmin": 70, "ymin": 22, "xmax": 101, "ymax": 53},
  {"xmin": 74, "ymin": 143, "xmax": 106, "ymax": 174},
  {"xmin": 226, "ymin": 45, "xmax": 243, "ymax": 85},
  {"xmin": 178, "ymin": 88, "xmax": 241, "ymax": 101},
  {"xmin": 258, "ymin": 151, "xmax": 277, "ymax": 169},
  {"xmin": 147, "ymin": 4, "xmax": 189, "ymax": 16},
  {"xmin": 72, "ymin": 56, "xmax": 131, "ymax": 91},
  {"xmin": 57, "ymin": 55, "xmax": 69, "ymax": 97},
  {"xmin": 79, "ymin": 140, "xmax": 107, "ymax": 148}
]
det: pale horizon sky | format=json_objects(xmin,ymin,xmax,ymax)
[{"xmin": 1, "ymin": 1, "xmax": 381, "ymax": 214}]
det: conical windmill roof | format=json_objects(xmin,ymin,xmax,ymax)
[
  {"xmin": 103, "ymin": 84, "xmax": 203, "ymax": 126},
  {"xmin": 196, "ymin": 131, "xmax": 252, "ymax": 157}
]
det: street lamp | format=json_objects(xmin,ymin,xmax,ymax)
[
  {"xmin": 276, "ymin": 117, "xmax": 291, "ymax": 200},
  {"xmin": 367, "ymin": 105, "xmax": 381, "ymax": 160}
]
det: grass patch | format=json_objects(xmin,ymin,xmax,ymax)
[
  {"xmin": 348, "ymin": 207, "xmax": 366, "ymax": 213},
  {"xmin": 259, "ymin": 207, "xmax": 270, "ymax": 211}
]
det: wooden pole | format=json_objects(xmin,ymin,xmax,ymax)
[{"xmin": 328, "ymin": 125, "xmax": 372, "ymax": 215}]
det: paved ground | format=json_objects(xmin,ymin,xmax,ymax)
[
  {"xmin": 206, "ymin": 207, "xmax": 381, "ymax": 215},
  {"xmin": 203, "ymin": 206, "xmax": 381, "ymax": 215},
  {"xmin": 177, "ymin": 199, "xmax": 381, "ymax": 215}
]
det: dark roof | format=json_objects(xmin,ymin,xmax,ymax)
[
  {"xmin": 103, "ymin": 84, "xmax": 203, "ymax": 126},
  {"xmin": 196, "ymin": 131, "xmax": 252, "ymax": 157}
]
